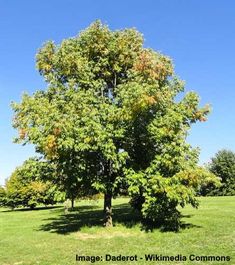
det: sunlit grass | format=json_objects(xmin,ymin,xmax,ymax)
[{"xmin": 0, "ymin": 197, "xmax": 234, "ymax": 265}]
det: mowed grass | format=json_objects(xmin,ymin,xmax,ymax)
[{"xmin": 0, "ymin": 197, "xmax": 234, "ymax": 265}]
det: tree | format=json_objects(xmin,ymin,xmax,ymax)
[
  {"xmin": 202, "ymin": 150, "xmax": 235, "ymax": 196},
  {"xmin": 12, "ymin": 21, "xmax": 218, "ymax": 227},
  {"xmin": 0, "ymin": 186, "xmax": 6, "ymax": 207},
  {"xmin": 3, "ymin": 158, "xmax": 64, "ymax": 209}
]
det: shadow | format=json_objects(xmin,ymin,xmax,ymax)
[
  {"xmin": 179, "ymin": 222, "xmax": 202, "ymax": 230},
  {"xmin": 178, "ymin": 214, "xmax": 202, "ymax": 230},
  {"xmin": 39, "ymin": 203, "xmax": 141, "ymax": 234},
  {"xmin": 113, "ymin": 203, "xmax": 142, "ymax": 228},
  {"xmin": 1, "ymin": 205, "xmax": 63, "ymax": 213},
  {"xmin": 38, "ymin": 202, "xmax": 201, "ymax": 235},
  {"xmin": 141, "ymin": 213, "xmax": 202, "ymax": 233},
  {"xmin": 71, "ymin": 205, "xmax": 100, "ymax": 211}
]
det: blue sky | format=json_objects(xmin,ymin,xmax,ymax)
[{"xmin": 0, "ymin": 0, "xmax": 235, "ymax": 185}]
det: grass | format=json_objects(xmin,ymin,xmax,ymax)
[{"xmin": 0, "ymin": 196, "xmax": 234, "ymax": 265}]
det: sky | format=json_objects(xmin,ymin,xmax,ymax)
[{"xmin": 0, "ymin": 0, "xmax": 235, "ymax": 185}]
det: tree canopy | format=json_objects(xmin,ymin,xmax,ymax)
[
  {"xmin": 2, "ymin": 157, "xmax": 64, "ymax": 209},
  {"xmin": 202, "ymin": 149, "xmax": 235, "ymax": 196},
  {"xmin": 0, "ymin": 186, "xmax": 6, "ymax": 207},
  {"xmin": 12, "ymin": 21, "xmax": 218, "ymax": 227}
]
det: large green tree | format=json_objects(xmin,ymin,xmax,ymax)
[{"xmin": 12, "ymin": 21, "xmax": 217, "ymax": 226}]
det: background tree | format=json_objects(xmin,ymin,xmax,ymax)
[
  {"xmin": 201, "ymin": 150, "xmax": 235, "ymax": 196},
  {"xmin": 0, "ymin": 186, "xmax": 6, "ymax": 207},
  {"xmin": 12, "ymin": 21, "xmax": 218, "ymax": 227},
  {"xmin": 3, "ymin": 158, "xmax": 64, "ymax": 209}
]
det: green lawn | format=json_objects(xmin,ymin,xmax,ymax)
[{"xmin": 0, "ymin": 197, "xmax": 234, "ymax": 265}]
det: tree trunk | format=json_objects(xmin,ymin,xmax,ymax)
[
  {"xmin": 103, "ymin": 192, "xmax": 112, "ymax": 227},
  {"xmin": 71, "ymin": 197, "xmax": 74, "ymax": 210}
]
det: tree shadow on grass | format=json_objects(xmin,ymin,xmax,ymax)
[
  {"xmin": 38, "ymin": 203, "xmax": 140, "ymax": 235},
  {"xmin": 1, "ymin": 205, "xmax": 63, "ymax": 213},
  {"xmin": 179, "ymin": 214, "xmax": 202, "ymax": 230},
  {"xmin": 38, "ymin": 203, "xmax": 201, "ymax": 235},
  {"xmin": 141, "ymin": 212, "xmax": 202, "ymax": 233}
]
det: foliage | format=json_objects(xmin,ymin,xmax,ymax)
[
  {"xmin": 201, "ymin": 150, "xmax": 235, "ymax": 196},
  {"xmin": 3, "ymin": 158, "xmax": 64, "ymax": 209},
  {"xmin": 12, "ymin": 21, "xmax": 218, "ymax": 226},
  {"xmin": 128, "ymin": 167, "xmax": 219, "ymax": 229},
  {"xmin": 0, "ymin": 186, "xmax": 6, "ymax": 206}
]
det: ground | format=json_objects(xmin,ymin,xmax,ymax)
[{"xmin": 0, "ymin": 197, "xmax": 234, "ymax": 265}]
